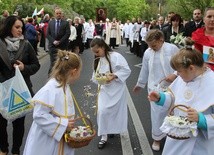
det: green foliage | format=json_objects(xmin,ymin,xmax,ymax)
[
  {"xmin": 70, "ymin": 0, "xmax": 99, "ymax": 20},
  {"xmin": 165, "ymin": 0, "xmax": 214, "ymax": 20},
  {"xmin": 1, "ymin": 0, "xmax": 214, "ymax": 22},
  {"xmin": 0, "ymin": 0, "xmax": 14, "ymax": 14},
  {"xmin": 116, "ymin": 0, "xmax": 148, "ymax": 22}
]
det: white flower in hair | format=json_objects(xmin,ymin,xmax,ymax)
[{"xmin": 61, "ymin": 55, "xmax": 69, "ymax": 61}]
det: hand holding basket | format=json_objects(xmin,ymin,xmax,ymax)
[
  {"xmin": 95, "ymin": 73, "xmax": 109, "ymax": 85},
  {"xmin": 160, "ymin": 104, "xmax": 198, "ymax": 140}
]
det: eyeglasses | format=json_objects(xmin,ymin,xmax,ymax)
[{"xmin": 194, "ymin": 13, "xmax": 201, "ymax": 15}]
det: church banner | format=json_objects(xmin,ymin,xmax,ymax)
[{"xmin": 96, "ymin": 8, "xmax": 107, "ymax": 22}]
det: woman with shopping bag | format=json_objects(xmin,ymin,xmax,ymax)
[{"xmin": 0, "ymin": 15, "xmax": 40, "ymax": 155}]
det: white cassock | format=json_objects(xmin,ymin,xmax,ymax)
[
  {"xmin": 104, "ymin": 22, "xmax": 112, "ymax": 45},
  {"xmin": 92, "ymin": 52, "xmax": 131, "ymax": 136},
  {"xmin": 161, "ymin": 68, "xmax": 214, "ymax": 155},
  {"xmin": 136, "ymin": 42, "xmax": 179, "ymax": 140},
  {"xmin": 23, "ymin": 79, "xmax": 75, "ymax": 155},
  {"xmin": 128, "ymin": 23, "xmax": 134, "ymax": 47}
]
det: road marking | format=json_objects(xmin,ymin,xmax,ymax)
[
  {"xmin": 134, "ymin": 63, "xmax": 142, "ymax": 68},
  {"xmin": 120, "ymin": 131, "xmax": 134, "ymax": 155},
  {"xmin": 125, "ymin": 51, "xmax": 134, "ymax": 54},
  {"xmin": 126, "ymin": 88, "xmax": 153, "ymax": 155}
]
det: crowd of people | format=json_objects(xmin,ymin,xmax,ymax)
[{"xmin": 0, "ymin": 6, "xmax": 214, "ymax": 155}]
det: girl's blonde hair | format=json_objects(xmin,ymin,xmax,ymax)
[{"xmin": 49, "ymin": 50, "xmax": 82, "ymax": 89}]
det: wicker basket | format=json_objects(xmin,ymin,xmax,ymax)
[
  {"xmin": 167, "ymin": 104, "xmax": 191, "ymax": 140},
  {"xmin": 64, "ymin": 116, "xmax": 96, "ymax": 148}
]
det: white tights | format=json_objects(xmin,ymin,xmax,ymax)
[{"xmin": 101, "ymin": 134, "xmax": 108, "ymax": 141}]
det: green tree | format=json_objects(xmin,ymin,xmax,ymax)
[
  {"xmin": 165, "ymin": 0, "xmax": 213, "ymax": 20},
  {"xmin": 1, "ymin": 0, "xmax": 214, "ymax": 22},
  {"xmin": 69, "ymin": 0, "xmax": 100, "ymax": 20},
  {"xmin": 116, "ymin": 0, "xmax": 149, "ymax": 22}
]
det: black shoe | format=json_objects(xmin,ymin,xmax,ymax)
[
  {"xmin": 108, "ymin": 134, "xmax": 115, "ymax": 138},
  {"xmin": 98, "ymin": 140, "xmax": 107, "ymax": 149}
]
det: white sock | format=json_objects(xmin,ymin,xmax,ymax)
[{"xmin": 101, "ymin": 134, "xmax": 108, "ymax": 141}]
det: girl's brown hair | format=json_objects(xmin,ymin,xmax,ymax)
[
  {"xmin": 170, "ymin": 37, "xmax": 204, "ymax": 70},
  {"xmin": 90, "ymin": 37, "xmax": 113, "ymax": 73},
  {"xmin": 49, "ymin": 50, "xmax": 82, "ymax": 90}
]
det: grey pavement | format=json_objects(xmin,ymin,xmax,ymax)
[{"xmin": 37, "ymin": 46, "xmax": 48, "ymax": 60}]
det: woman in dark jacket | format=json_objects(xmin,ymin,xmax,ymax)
[
  {"xmin": 162, "ymin": 14, "xmax": 185, "ymax": 43},
  {"xmin": 0, "ymin": 15, "xmax": 40, "ymax": 155}
]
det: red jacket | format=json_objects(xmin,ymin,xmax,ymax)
[{"xmin": 192, "ymin": 27, "xmax": 214, "ymax": 70}]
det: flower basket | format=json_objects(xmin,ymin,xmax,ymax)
[
  {"xmin": 95, "ymin": 73, "xmax": 109, "ymax": 85},
  {"xmin": 64, "ymin": 116, "xmax": 96, "ymax": 148},
  {"xmin": 160, "ymin": 105, "xmax": 198, "ymax": 140}
]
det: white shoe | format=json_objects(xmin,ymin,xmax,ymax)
[{"xmin": 152, "ymin": 142, "xmax": 160, "ymax": 151}]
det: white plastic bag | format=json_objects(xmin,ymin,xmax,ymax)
[{"xmin": 0, "ymin": 66, "xmax": 33, "ymax": 121}]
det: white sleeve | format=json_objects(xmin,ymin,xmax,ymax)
[
  {"xmin": 33, "ymin": 103, "xmax": 68, "ymax": 142},
  {"xmin": 136, "ymin": 50, "xmax": 149, "ymax": 88},
  {"xmin": 113, "ymin": 53, "xmax": 131, "ymax": 83}
]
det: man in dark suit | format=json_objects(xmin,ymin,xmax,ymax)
[
  {"xmin": 46, "ymin": 8, "xmax": 70, "ymax": 72},
  {"xmin": 155, "ymin": 16, "xmax": 164, "ymax": 30},
  {"xmin": 184, "ymin": 9, "xmax": 204, "ymax": 37}
]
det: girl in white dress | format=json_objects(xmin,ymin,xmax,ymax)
[
  {"xmin": 148, "ymin": 38, "xmax": 214, "ymax": 155},
  {"xmin": 90, "ymin": 37, "xmax": 131, "ymax": 149},
  {"xmin": 23, "ymin": 50, "xmax": 82, "ymax": 155},
  {"xmin": 133, "ymin": 29, "xmax": 179, "ymax": 151}
]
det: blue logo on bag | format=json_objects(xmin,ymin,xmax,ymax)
[{"xmin": 8, "ymin": 89, "xmax": 30, "ymax": 113}]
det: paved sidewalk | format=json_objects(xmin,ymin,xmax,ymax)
[{"xmin": 37, "ymin": 47, "xmax": 48, "ymax": 60}]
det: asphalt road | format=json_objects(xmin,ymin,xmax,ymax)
[{"xmin": 7, "ymin": 44, "xmax": 164, "ymax": 155}]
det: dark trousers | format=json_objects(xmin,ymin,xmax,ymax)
[
  {"xmin": 133, "ymin": 40, "xmax": 140, "ymax": 56},
  {"xmin": 79, "ymin": 42, "xmax": 84, "ymax": 54},
  {"xmin": 140, "ymin": 41, "xmax": 148, "ymax": 58},
  {"xmin": 125, "ymin": 38, "xmax": 129, "ymax": 47},
  {"xmin": 48, "ymin": 43, "xmax": 68, "ymax": 73},
  {"xmin": 67, "ymin": 40, "xmax": 76, "ymax": 52},
  {"xmin": 0, "ymin": 115, "xmax": 25, "ymax": 154},
  {"xmin": 110, "ymin": 38, "xmax": 116, "ymax": 49},
  {"xmin": 48, "ymin": 47, "xmax": 58, "ymax": 73},
  {"xmin": 86, "ymin": 38, "xmax": 93, "ymax": 49}
]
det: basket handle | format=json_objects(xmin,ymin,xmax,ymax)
[
  {"xmin": 169, "ymin": 104, "xmax": 188, "ymax": 116},
  {"xmin": 74, "ymin": 116, "xmax": 95, "ymax": 134}
]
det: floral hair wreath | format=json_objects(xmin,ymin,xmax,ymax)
[
  {"xmin": 184, "ymin": 45, "xmax": 194, "ymax": 50},
  {"xmin": 61, "ymin": 55, "xmax": 69, "ymax": 61}
]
